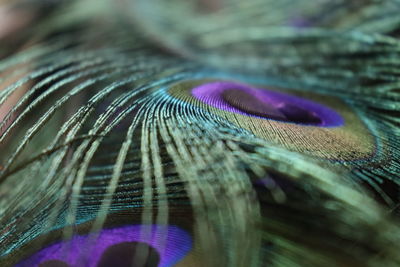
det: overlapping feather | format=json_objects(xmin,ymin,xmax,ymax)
[{"xmin": 0, "ymin": 0, "xmax": 399, "ymax": 266}]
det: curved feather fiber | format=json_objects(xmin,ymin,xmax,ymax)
[{"xmin": 0, "ymin": 0, "xmax": 400, "ymax": 266}]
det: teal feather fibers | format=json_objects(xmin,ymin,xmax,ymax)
[{"xmin": 0, "ymin": 0, "xmax": 400, "ymax": 266}]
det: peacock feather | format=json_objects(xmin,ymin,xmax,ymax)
[{"xmin": 0, "ymin": 0, "xmax": 400, "ymax": 266}]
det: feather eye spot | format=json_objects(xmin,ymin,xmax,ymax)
[
  {"xmin": 16, "ymin": 225, "xmax": 192, "ymax": 267},
  {"xmin": 191, "ymin": 81, "xmax": 344, "ymax": 127},
  {"xmin": 168, "ymin": 79, "xmax": 377, "ymax": 160},
  {"xmin": 222, "ymin": 88, "xmax": 324, "ymax": 125},
  {"xmin": 97, "ymin": 242, "xmax": 160, "ymax": 267}
]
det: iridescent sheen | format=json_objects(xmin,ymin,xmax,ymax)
[
  {"xmin": 16, "ymin": 225, "xmax": 192, "ymax": 267},
  {"xmin": 191, "ymin": 81, "xmax": 344, "ymax": 127},
  {"xmin": 168, "ymin": 79, "xmax": 376, "ymax": 160}
]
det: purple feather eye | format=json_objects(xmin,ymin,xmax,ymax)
[
  {"xmin": 191, "ymin": 81, "xmax": 344, "ymax": 127},
  {"xmin": 16, "ymin": 225, "xmax": 192, "ymax": 267},
  {"xmin": 96, "ymin": 242, "xmax": 160, "ymax": 267}
]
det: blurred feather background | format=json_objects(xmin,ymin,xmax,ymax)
[{"xmin": 0, "ymin": 0, "xmax": 400, "ymax": 266}]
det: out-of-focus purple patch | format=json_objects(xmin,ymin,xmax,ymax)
[
  {"xmin": 191, "ymin": 81, "xmax": 344, "ymax": 127},
  {"xmin": 16, "ymin": 225, "xmax": 192, "ymax": 267},
  {"xmin": 289, "ymin": 17, "xmax": 313, "ymax": 28}
]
